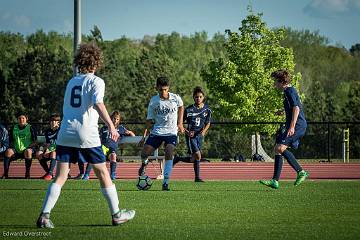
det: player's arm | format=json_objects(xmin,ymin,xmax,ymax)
[
  {"xmin": 201, "ymin": 123, "xmax": 211, "ymax": 136},
  {"xmin": 288, "ymin": 106, "xmax": 300, "ymax": 137},
  {"xmin": 28, "ymin": 125, "xmax": 37, "ymax": 149},
  {"xmin": 177, "ymin": 105, "xmax": 185, "ymax": 133},
  {"xmin": 95, "ymin": 102, "xmax": 119, "ymax": 142}
]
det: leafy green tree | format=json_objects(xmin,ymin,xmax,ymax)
[{"xmin": 203, "ymin": 13, "xmax": 301, "ymax": 134}]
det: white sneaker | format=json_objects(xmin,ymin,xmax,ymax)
[
  {"xmin": 156, "ymin": 174, "xmax": 164, "ymax": 180},
  {"xmin": 112, "ymin": 209, "xmax": 136, "ymax": 226}
]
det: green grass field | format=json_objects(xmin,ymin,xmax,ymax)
[{"xmin": 1, "ymin": 180, "xmax": 360, "ymax": 240}]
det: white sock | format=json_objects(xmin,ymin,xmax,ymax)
[
  {"xmin": 101, "ymin": 184, "xmax": 120, "ymax": 215},
  {"xmin": 42, "ymin": 183, "xmax": 62, "ymax": 213},
  {"xmin": 163, "ymin": 159, "xmax": 173, "ymax": 185}
]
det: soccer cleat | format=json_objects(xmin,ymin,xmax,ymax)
[
  {"xmin": 1, "ymin": 174, "xmax": 8, "ymax": 179},
  {"xmin": 138, "ymin": 160, "xmax": 149, "ymax": 176},
  {"xmin": 110, "ymin": 173, "xmax": 117, "ymax": 180},
  {"xmin": 259, "ymin": 179, "xmax": 279, "ymax": 189},
  {"xmin": 294, "ymin": 170, "xmax": 309, "ymax": 186},
  {"xmin": 112, "ymin": 209, "xmax": 136, "ymax": 226},
  {"xmin": 43, "ymin": 174, "xmax": 52, "ymax": 181},
  {"xmin": 195, "ymin": 178, "xmax": 204, "ymax": 183},
  {"xmin": 162, "ymin": 183, "xmax": 170, "ymax": 191},
  {"xmin": 82, "ymin": 174, "xmax": 90, "ymax": 180},
  {"xmin": 74, "ymin": 174, "xmax": 84, "ymax": 180},
  {"xmin": 25, "ymin": 173, "xmax": 30, "ymax": 179},
  {"xmin": 36, "ymin": 213, "xmax": 54, "ymax": 228}
]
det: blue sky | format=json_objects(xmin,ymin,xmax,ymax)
[{"xmin": 1, "ymin": 0, "xmax": 359, "ymax": 48}]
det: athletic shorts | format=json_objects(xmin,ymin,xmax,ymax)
[
  {"xmin": 56, "ymin": 145, "xmax": 105, "ymax": 164},
  {"xmin": 145, "ymin": 134, "xmax": 177, "ymax": 149},
  {"xmin": 185, "ymin": 135, "xmax": 203, "ymax": 154},
  {"xmin": 9, "ymin": 147, "xmax": 36, "ymax": 160},
  {"xmin": 102, "ymin": 145, "xmax": 116, "ymax": 159},
  {"xmin": 275, "ymin": 125, "xmax": 306, "ymax": 149}
]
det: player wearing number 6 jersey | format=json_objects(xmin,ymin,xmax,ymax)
[{"xmin": 36, "ymin": 43, "xmax": 135, "ymax": 228}]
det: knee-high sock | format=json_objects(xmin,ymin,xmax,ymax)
[
  {"xmin": 282, "ymin": 150, "xmax": 302, "ymax": 172},
  {"xmin": 272, "ymin": 155, "xmax": 283, "ymax": 181},
  {"xmin": 110, "ymin": 162, "xmax": 117, "ymax": 175},
  {"xmin": 3, "ymin": 156, "xmax": 10, "ymax": 176},
  {"xmin": 78, "ymin": 161, "xmax": 84, "ymax": 175},
  {"xmin": 25, "ymin": 158, "xmax": 32, "ymax": 174},
  {"xmin": 194, "ymin": 160, "xmax": 200, "ymax": 179},
  {"xmin": 101, "ymin": 184, "xmax": 120, "ymax": 215},
  {"xmin": 39, "ymin": 159, "xmax": 49, "ymax": 173},
  {"xmin": 163, "ymin": 159, "xmax": 173, "ymax": 185},
  {"xmin": 49, "ymin": 158, "xmax": 56, "ymax": 175},
  {"xmin": 42, "ymin": 183, "xmax": 62, "ymax": 213},
  {"xmin": 85, "ymin": 163, "xmax": 93, "ymax": 175}
]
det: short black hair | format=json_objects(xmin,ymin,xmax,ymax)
[
  {"xmin": 271, "ymin": 70, "xmax": 291, "ymax": 85},
  {"xmin": 156, "ymin": 76, "xmax": 169, "ymax": 87},
  {"xmin": 16, "ymin": 112, "xmax": 28, "ymax": 119},
  {"xmin": 193, "ymin": 86, "xmax": 205, "ymax": 97},
  {"xmin": 49, "ymin": 113, "xmax": 61, "ymax": 121}
]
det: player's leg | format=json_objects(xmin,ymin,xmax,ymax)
[
  {"xmin": 24, "ymin": 148, "xmax": 33, "ymax": 179},
  {"xmin": 193, "ymin": 136, "xmax": 204, "ymax": 182},
  {"xmin": 37, "ymin": 151, "xmax": 50, "ymax": 178},
  {"xmin": 109, "ymin": 153, "xmax": 117, "ymax": 180},
  {"xmin": 162, "ymin": 142, "xmax": 176, "ymax": 191},
  {"xmin": 139, "ymin": 144, "xmax": 156, "ymax": 176},
  {"xmin": 1, "ymin": 148, "xmax": 15, "ymax": 178},
  {"xmin": 90, "ymin": 147, "xmax": 135, "ymax": 225},
  {"xmin": 82, "ymin": 163, "xmax": 93, "ymax": 180},
  {"xmin": 37, "ymin": 160, "xmax": 70, "ymax": 228},
  {"xmin": 48, "ymin": 151, "xmax": 57, "ymax": 179},
  {"xmin": 74, "ymin": 159, "xmax": 85, "ymax": 179}
]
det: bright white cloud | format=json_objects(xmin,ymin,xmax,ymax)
[{"xmin": 303, "ymin": 0, "xmax": 360, "ymax": 18}]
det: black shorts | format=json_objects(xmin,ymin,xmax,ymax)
[
  {"xmin": 185, "ymin": 135, "xmax": 203, "ymax": 154},
  {"xmin": 145, "ymin": 134, "xmax": 177, "ymax": 149},
  {"xmin": 275, "ymin": 125, "xmax": 306, "ymax": 149}
]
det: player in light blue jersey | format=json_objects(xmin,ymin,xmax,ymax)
[
  {"xmin": 173, "ymin": 86, "xmax": 211, "ymax": 182},
  {"xmin": 36, "ymin": 43, "xmax": 135, "ymax": 228},
  {"xmin": 138, "ymin": 76, "xmax": 184, "ymax": 191}
]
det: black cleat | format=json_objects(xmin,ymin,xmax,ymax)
[
  {"xmin": 195, "ymin": 178, "xmax": 204, "ymax": 183},
  {"xmin": 162, "ymin": 183, "xmax": 170, "ymax": 191}
]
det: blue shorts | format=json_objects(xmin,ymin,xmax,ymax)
[
  {"xmin": 145, "ymin": 134, "xmax": 177, "ymax": 149},
  {"xmin": 185, "ymin": 135, "xmax": 203, "ymax": 154},
  {"xmin": 56, "ymin": 145, "xmax": 106, "ymax": 164},
  {"xmin": 275, "ymin": 125, "xmax": 306, "ymax": 149}
]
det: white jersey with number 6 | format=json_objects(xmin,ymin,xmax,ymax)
[{"xmin": 57, "ymin": 73, "xmax": 104, "ymax": 148}]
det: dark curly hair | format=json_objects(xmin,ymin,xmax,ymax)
[
  {"xmin": 74, "ymin": 43, "xmax": 103, "ymax": 73},
  {"xmin": 271, "ymin": 70, "xmax": 291, "ymax": 85}
]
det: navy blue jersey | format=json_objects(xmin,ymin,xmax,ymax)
[
  {"xmin": 99, "ymin": 125, "xmax": 130, "ymax": 150},
  {"xmin": 184, "ymin": 104, "xmax": 212, "ymax": 136},
  {"xmin": 283, "ymin": 86, "xmax": 307, "ymax": 128},
  {"xmin": 44, "ymin": 128, "xmax": 59, "ymax": 145}
]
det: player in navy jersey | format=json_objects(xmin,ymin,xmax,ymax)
[
  {"xmin": 260, "ymin": 70, "xmax": 309, "ymax": 189},
  {"xmin": 36, "ymin": 113, "xmax": 61, "ymax": 181},
  {"xmin": 82, "ymin": 111, "xmax": 135, "ymax": 180},
  {"xmin": 173, "ymin": 86, "xmax": 211, "ymax": 182}
]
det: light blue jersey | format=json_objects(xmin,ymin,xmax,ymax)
[{"xmin": 147, "ymin": 92, "xmax": 183, "ymax": 136}]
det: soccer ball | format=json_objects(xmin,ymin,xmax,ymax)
[{"xmin": 136, "ymin": 175, "xmax": 152, "ymax": 190}]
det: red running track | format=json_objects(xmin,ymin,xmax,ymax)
[{"xmin": 1, "ymin": 161, "xmax": 360, "ymax": 180}]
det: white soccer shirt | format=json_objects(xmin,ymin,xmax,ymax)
[
  {"xmin": 147, "ymin": 92, "xmax": 183, "ymax": 136},
  {"xmin": 56, "ymin": 73, "xmax": 104, "ymax": 148}
]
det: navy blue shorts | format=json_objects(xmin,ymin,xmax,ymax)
[
  {"xmin": 145, "ymin": 134, "xmax": 177, "ymax": 149},
  {"xmin": 185, "ymin": 135, "xmax": 203, "ymax": 154},
  {"xmin": 275, "ymin": 125, "xmax": 306, "ymax": 149},
  {"xmin": 56, "ymin": 145, "xmax": 106, "ymax": 164}
]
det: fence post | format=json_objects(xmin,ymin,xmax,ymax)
[
  {"xmin": 343, "ymin": 128, "xmax": 350, "ymax": 163},
  {"xmin": 327, "ymin": 122, "xmax": 331, "ymax": 162}
]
